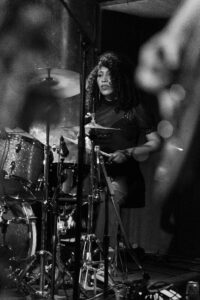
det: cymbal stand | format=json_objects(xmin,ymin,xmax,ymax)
[
  {"xmin": 38, "ymin": 119, "xmax": 50, "ymax": 298},
  {"xmin": 79, "ymin": 131, "xmax": 116, "ymax": 298},
  {"xmin": 95, "ymin": 145, "xmax": 112, "ymax": 296},
  {"xmin": 50, "ymin": 136, "xmax": 72, "ymax": 299},
  {"xmin": 50, "ymin": 137, "xmax": 62, "ymax": 300},
  {"xmin": 57, "ymin": 1, "xmax": 96, "ymax": 299}
]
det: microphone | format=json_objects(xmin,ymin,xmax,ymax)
[{"xmin": 60, "ymin": 135, "xmax": 69, "ymax": 158}]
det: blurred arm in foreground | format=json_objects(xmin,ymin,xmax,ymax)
[
  {"xmin": 0, "ymin": 0, "xmax": 60, "ymax": 131},
  {"xmin": 135, "ymin": 0, "xmax": 200, "ymax": 200},
  {"xmin": 136, "ymin": 0, "xmax": 200, "ymax": 94}
]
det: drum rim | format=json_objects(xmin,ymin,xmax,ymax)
[
  {"xmin": 6, "ymin": 133, "xmax": 44, "ymax": 149},
  {"xmin": 22, "ymin": 202, "xmax": 37, "ymax": 257},
  {"xmin": 0, "ymin": 201, "xmax": 37, "ymax": 259}
]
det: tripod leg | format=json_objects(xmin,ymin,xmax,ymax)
[
  {"xmin": 110, "ymin": 194, "xmax": 143, "ymax": 271},
  {"xmin": 99, "ymin": 155, "xmax": 144, "ymax": 272}
]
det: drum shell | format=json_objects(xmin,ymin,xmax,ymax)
[
  {"xmin": 49, "ymin": 162, "xmax": 90, "ymax": 196},
  {"xmin": 0, "ymin": 200, "xmax": 37, "ymax": 259},
  {"xmin": 0, "ymin": 133, "xmax": 44, "ymax": 186}
]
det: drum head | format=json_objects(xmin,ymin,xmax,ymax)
[{"xmin": 0, "ymin": 200, "xmax": 36, "ymax": 285}]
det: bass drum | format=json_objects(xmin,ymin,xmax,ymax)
[{"xmin": 0, "ymin": 200, "xmax": 37, "ymax": 284}]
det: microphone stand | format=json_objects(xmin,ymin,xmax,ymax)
[
  {"xmin": 50, "ymin": 137, "xmax": 65, "ymax": 300},
  {"xmin": 57, "ymin": 1, "xmax": 95, "ymax": 299}
]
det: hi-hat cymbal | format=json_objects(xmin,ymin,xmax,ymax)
[
  {"xmin": 85, "ymin": 121, "xmax": 120, "ymax": 132},
  {"xmin": 61, "ymin": 122, "xmax": 121, "ymax": 132},
  {"xmin": 35, "ymin": 68, "xmax": 80, "ymax": 98}
]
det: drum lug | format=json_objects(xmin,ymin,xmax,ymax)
[
  {"xmin": 15, "ymin": 143, "xmax": 21, "ymax": 153},
  {"xmin": 10, "ymin": 161, "xmax": 16, "ymax": 173}
]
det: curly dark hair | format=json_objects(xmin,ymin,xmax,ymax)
[{"xmin": 86, "ymin": 52, "xmax": 139, "ymax": 112}]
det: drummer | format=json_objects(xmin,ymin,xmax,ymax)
[{"xmin": 86, "ymin": 52, "xmax": 160, "ymax": 254}]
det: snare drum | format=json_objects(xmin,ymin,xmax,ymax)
[{"xmin": 0, "ymin": 133, "xmax": 44, "ymax": 186}]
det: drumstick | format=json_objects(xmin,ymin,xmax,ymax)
[
  {"xmin": 64, "ymin": 136, "xmax": 112, "ymax": 157},
  {"xmin": 63, "ymin": 135, "xmax": 91, "ymax": 152},
  {"xmin": 100, "ymin": 150, "xmax": 111, "ymax": 157},
  {"xmin": 63, "ymin": 136, "xmax": 78, "ymax": 144}
]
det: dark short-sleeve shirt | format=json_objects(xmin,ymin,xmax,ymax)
[{"xmin": 94, "ymin": 100, "xmax": 154, "ymax": 208}]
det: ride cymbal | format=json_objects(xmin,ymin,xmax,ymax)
[{"xmin": 35, "ymin": 68, "xmax": 80, "ymax": 98}]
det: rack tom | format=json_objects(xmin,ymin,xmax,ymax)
[{"xmin": 0, "ymin": 132, "xmax": 44, "ymax": 187}]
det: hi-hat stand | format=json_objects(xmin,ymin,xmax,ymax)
[
  {"xmin": 79, "ymin": 127, "xmax": 105, "ymax": 294},
  {"xmin": 79, "ymin": 130, "xmax": 117, "ymax": 298}
]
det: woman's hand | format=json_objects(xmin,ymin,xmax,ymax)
[{"xmin": 108, "ymin": 150, "xmax": 128, "ymax": 164}]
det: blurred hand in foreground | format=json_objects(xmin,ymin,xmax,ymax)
[{"xmin": 0, "ymin": 0, "xmax": 61, "ymax": 130}]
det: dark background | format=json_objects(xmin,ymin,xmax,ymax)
[{"xmin": 98, "ymin": 9, "xmax": 200, "ymax": 258}]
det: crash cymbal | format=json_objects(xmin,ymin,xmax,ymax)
[{"xmin": 35, "ymin": 68, "xmax": 80, "ymax": 98}]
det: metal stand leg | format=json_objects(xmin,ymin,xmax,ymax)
[
  {"xmin": 38, "ymin": 120, "xmax": 50, "ymax": 299},
  {"xmin": 79, "ymin": 234, "xmax": 102, "ymax": 293},
  {"xmin": 97, "ymin": 150, "xmax": 144, "ymax": 274},
  {"xmin": 79, "ymin": 136, "xmax": 116, "ymax": 297}
]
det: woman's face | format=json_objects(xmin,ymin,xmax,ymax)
[{"xmin": 97, "ymin": 66, "xmax": 114, "ymax": 98}]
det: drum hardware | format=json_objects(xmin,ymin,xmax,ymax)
[
  {"xmin": 8, "ymin": 250, "xmax": 62, "ymax": 298},
  {"xmin": 56, "ymin": 2, "xmax": 96, "ymax": 298},
  {"xmin": 35, "ymin": 100, "xmax": 51, "ymax": 298},
  {"xmin": 76, "ymin": 113, "xmax": 120, "ymax": 295},
  {"xmin": 8, "ymin": 134, "xmax": 71, "ymax": 298},
  {"xmin": 79, "ymin": 131, "xmax": 109, "ymax": 296},
  {"xmin": 50, "ymin": 135, "xmax": 74, "ymax": 300},
  {"xmin": 31, "ymin": 72, "xmax": 74, "ymax": 298}
]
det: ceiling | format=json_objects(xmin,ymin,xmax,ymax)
[{"xmin": 100, "ymin": 0, "xmax": 181, "ymax": 18}]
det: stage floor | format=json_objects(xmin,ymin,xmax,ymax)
[{"xmin": 1, "ymin": 253, "xmax": 200, "ymax": 299}]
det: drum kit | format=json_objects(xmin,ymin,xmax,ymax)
[{"xmin": 0, "ymin": 68, "xmax": 121, "ymax": 297}]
